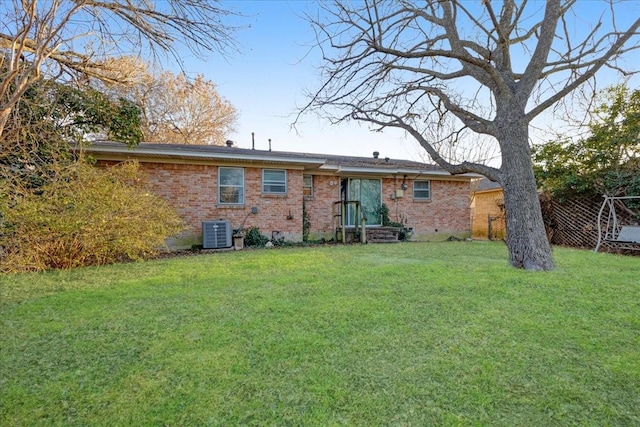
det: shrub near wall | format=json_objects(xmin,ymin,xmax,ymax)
[{"xmin": 0, "ymin": 160, "xmax": 184, "ymax": 273}]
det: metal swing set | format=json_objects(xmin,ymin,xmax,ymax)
[{"xmin": 594, "ymin": 195, "xmax": 640, "ymax": 252}]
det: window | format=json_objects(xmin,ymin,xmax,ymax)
[
  {"xmin": 303, "ymin": 175, "xmax": 313, "ymax": 197},
  {"xmin": 413, "ymin": 180, "xmax": 431, "ymax": 200},
  {"xmin": 262, "ymin": 169, "xmax": 287, "ymax": 194},
  {"xmin": 218, "ymin": 167, "xmax": 244, "ymax": 204}
]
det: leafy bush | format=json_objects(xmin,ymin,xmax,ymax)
[
  {"xmin": 375, "ymin": 203, "xmax": 408, "ymax": 240},
  {"xmin": 302, "ymin": 201, "xmax": 311, "ymax": 242},
  {"xmin": 243, "ymin": 227, "xmax": 270, "ymax": 247},
  {"xmin": 0, "ymin": 160, "xmax": 184, "ymax": 272},
  {"xmin": 375, "ymin": 203, "xmax": 404, "ymax": 228}
]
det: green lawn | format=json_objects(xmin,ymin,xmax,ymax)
[{"xmin": 1, "ymin": 242, "xmax": 639, "ymax": 426}]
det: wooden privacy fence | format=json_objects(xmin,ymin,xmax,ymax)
[{"xmin": 471, "ymin": 191, "xmax": 638, "ymax": 252}]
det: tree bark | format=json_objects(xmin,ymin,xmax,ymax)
[
  {"xmin": 0, "ymin": 108, "xmax": 10, "ymax": 138},
  {"xmin": 498, "ymin": 119, "xmax": 554, "ymax": 270}
]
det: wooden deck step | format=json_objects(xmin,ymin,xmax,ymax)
[{"xmin": 366, "ymin": 227, "xmax": 401, "ymax": 243}]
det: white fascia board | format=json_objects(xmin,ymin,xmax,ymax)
[
  {"xmin": 318, "ymin": 164, "xmax": 340, "ymax": 171},
  {"xmin": 335, "ymin": 166, "xmax": 395, "ymax": 174},
  {"xmin": 81, "ymin": 145, "xmax": 327, "ymax": 167},
  {"xmin": 334, "ymin": 166, "xmax": 476, "ymax": 177},
  {"xmin": 395, "ymin": 168, "xmax": 483, "ymax": 178},
  {"xmin": 336, "ymin": 166, "xmax": 482, "ymax": 181}
]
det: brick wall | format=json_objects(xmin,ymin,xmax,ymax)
[
  {"xmin": 386, "ymin": 178, "xmax": 472, "ymax": 240},
  {"xmin": 99, "ymin": 160, "xmax": 472, "ymax": 246},
  {"xmin": 304, "ymin": 176, "xmax": 471, "ymax": 241},
  {"xmin": 303, "ymin": 175, "xmax": 341, "ymax": 237},
  {"xmin": 99, "ymin": 161, "xmax": 303, "ymax": 247}
]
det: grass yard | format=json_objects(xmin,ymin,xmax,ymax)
[{"xmin": 1, "ymin": 241, "xmax": 639, "ymax": 426}]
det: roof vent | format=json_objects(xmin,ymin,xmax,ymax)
[
  {"xmin": 225, "ymin": 140, "xmax": 234, "ymax": 147},
  {"xmin": 373, "ymin": 151, "xmax": 380, "ymax": 159}
]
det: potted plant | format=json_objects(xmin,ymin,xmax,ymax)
[{"xmin": 233, "ymin": 228, "xmax": 244, "ymax": 250}]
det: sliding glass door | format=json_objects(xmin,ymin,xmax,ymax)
[{"xmin": 346, "ymin": 178, "xmax": 381, "ymax": 226}]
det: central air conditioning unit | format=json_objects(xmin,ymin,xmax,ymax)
[{"xmin": 202, "ymin": 220, "xmax": 232, "ymax": 249}]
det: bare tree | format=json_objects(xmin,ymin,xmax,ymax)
[
  {"xmin": 0, "ymin": 0, "xmax": 239, "ymax": 138},
  {"xmin": 90, "ymin": 58, "xmax": 238, "ymax": 145},
  {"xmin": 300, "ymin": 0, "xmax": 640, "ymax": 270},
  {"xmin": 134, "ymin": 71, "xmax": 237, "ymax": 145},
  {"xmin": 417, "ymin": 113, "xmax": 501, "ymax": 166}
]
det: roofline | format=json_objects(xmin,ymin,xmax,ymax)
[
  {"xmin": 76, "ymin": 142, "xmax": 482, "ymax": 179},
  {"xmin": 332, "ymin": 166, "xmax": 479, "ymax": 178},
  {"xmin": 77, "ymin": 143, "xmax": 327, "ymax": 167},
  {"xmin": 473, "ymin": 188, "xmax": 503, "ymax": 196}
]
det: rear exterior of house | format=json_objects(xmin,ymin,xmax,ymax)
[{"xmin": 83, "ymin": 142, "xmax": 475, "ymax": 248}]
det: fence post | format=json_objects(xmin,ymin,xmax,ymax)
[{"xmin": 341, "ymin": 202, "xmax": 346, "ymax": 244}]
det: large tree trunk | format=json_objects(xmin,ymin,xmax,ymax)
[{"xmin": 498, "ymin": 121, "xmax": 555, "ymax": 271}]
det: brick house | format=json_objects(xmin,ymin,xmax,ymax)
[{"xmin": 83, "ymin": 141, "xmax": 477, "ymax": 248}]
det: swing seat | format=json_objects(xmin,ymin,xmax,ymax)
[
  {"xmin": 613, "ymin": 226, "xmax": 640, "ymax": 243},
  {"xmin": 594, "ymin": 195, "xmax": 640, "ymax": 252}
]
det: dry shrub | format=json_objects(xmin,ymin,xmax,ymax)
[{"xmin": 0, "ymin": 160, "xmax": 184, "ymax": 272}]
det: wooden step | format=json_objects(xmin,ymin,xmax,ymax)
[{"xmin": 366, "ymin": 226, "xmax": 402, "ymax": 243}]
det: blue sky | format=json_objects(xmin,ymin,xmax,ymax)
[
  {"xmin": 174, "ymin": 1, "xmax": 423, "ymax": 160},
  {"xmin": 171, "ymin": 1, "xmax": 638, "ymax": 162}
]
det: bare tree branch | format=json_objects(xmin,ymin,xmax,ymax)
[
  {"xmin": 362, "ymin": 108, "xmax": 502, "ymax": 180},
  {"xmin": 527, "ymin": 16, "xmax": 640, "ymax": 120},
  {"xmin": 0, "ymin": 0, "xmax": 241, "ymax": 138},
  {"xmin": 298, "ymin": 0, "xmax": 639, "ymax": 270}
]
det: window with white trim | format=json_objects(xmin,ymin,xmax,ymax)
[
  {"xmin": 303, "ymin": 175, "xmax": 313, "ymax": 197},
  {"xmin": 262, "ymin": 169, "xmax": 287, "ymax": 194},
  {"xmin": 218, "ymin": 167, "xmax": 244, "ymax": 204},
  {"xmin": 413, "ymin": 180, "xmax": 431, "ymax": 200}
]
